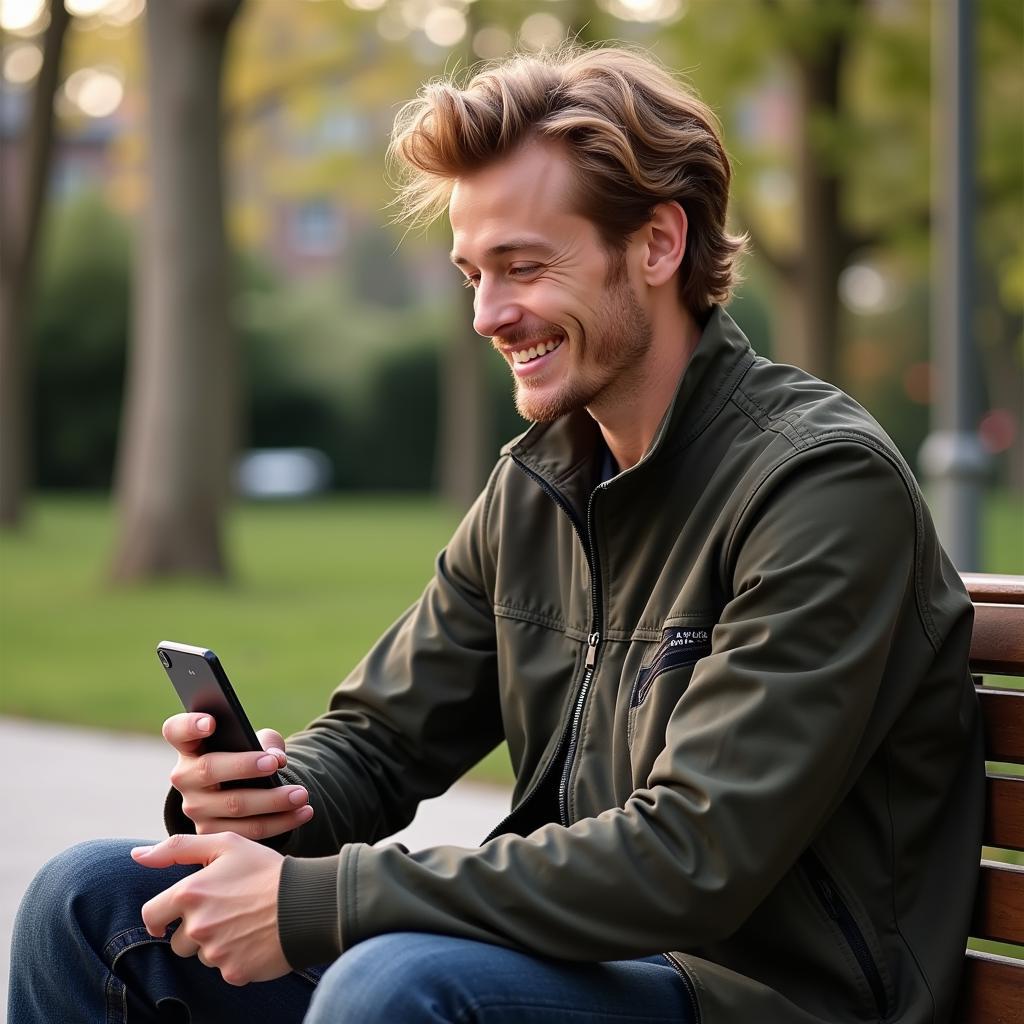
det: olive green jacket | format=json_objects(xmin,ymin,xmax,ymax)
[{"xmin": 172, "ymin": 307, "xmax": 985, "ymax": 1022}]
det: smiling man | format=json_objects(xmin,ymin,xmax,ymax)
[
  {"xmin": 447, "ymin": 139, "xmax": 693, "ymax": 466},
  {"xmin": 10, "ymin": 45, "xmax": 983, "ymax": 1024}
]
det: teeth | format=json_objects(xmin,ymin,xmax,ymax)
[{"xmin": 511, "ymin": 338, "xmax": 562, "ymax": 365}]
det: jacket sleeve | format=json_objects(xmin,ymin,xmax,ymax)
[
  {"xmin": 165, "ymin": 471, "xmax": 504, "ymax": 854},
  {"xmin": 280, "ymin": 467, "xmax": 505, "ymax": 858},
  {"xmin": 279, "ymin": 439, "xmax": 930, "ymax": 968}
]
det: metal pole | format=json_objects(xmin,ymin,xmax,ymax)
[{"xmin": 920, "ymin": 0, "xmax": 988, "ymax": 571}]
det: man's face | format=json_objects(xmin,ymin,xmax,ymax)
[{"xmin": 449, "ymin": 141, "xmax": 653, "ymax": 423}]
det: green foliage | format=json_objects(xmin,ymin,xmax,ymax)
[
  {"xmin": 27, "ymin": 196, "xmax": 527, "ymax": 494},
  {"xmin": 31, "ymin": 192, "xmax": 131, "ymax": 489},
  {"xmin": 238, "ymin": 273, "xmax": 525, "ymax": 490},
  {"xmin": 660, "ymin": 0, "xmax": 1022, "ymax": 483}
]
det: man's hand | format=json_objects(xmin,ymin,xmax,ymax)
[
  {"xmin": 163, "ymin": 713, "xmax": 314, "ymax": 841},
  {"xmin": 133, "ymin": 833, "xmax": 291, "ymax": 986}
]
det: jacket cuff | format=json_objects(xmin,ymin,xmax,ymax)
[{"xmin": 278, "ymin": 854, "xmax": 342, "ymax": 969}]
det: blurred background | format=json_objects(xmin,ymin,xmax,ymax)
[{"xmin": 0, "ymin": 0, "xmax": 1021, "ymax": 778}]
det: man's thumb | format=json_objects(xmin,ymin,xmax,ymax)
[{"xmin": 256, "ymin": 728, "xmax": 287, "ymax": 765}]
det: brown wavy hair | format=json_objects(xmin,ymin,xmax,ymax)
[{"xmin": 389, "ymin": 44, "xmax": 747, "ymax": 316}]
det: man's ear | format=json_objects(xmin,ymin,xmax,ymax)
[{"xmin": 640, "ymin": 201, "xmax": 687, "ymax": 288}]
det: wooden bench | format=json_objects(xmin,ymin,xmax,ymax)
[{"xmin": 954, "ymin": 572, "xmax": 1024, "ymax": 1023}]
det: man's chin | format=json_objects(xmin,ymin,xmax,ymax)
[{"xmin": 513, "ymin": 383, "xmax": 586, "ymax": 424}]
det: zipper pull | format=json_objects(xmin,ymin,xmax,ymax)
[
  {"xmin": 818, "ymin": 878, "xmax": 839, "ymax": 919},
  {"xmin": 585, "ymin": 632, "xmax": 600, "ymax": 668}
]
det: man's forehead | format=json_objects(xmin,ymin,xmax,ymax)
[{"xmin": 448, "ymin": 141, "xmax": 580, "ymax": 260}]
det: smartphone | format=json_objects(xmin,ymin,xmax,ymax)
[{"xmin": 156, "ymin": 641, "xmax": 281, "ymax": 789}]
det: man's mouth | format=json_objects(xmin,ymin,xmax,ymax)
[{"xmin": 509, "ymin": 337, "xmax": 564, "ymax": 365}]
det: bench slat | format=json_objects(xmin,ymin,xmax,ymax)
[
  {"xmin": 971, "ymin": 604, "xmax": 1024, "ymax": 675},
  {"xmin": 963, "ymin": 574, "xmax": 1024, "ymax": 606},
  {"xmin": 959, "ymin": 575, "xmax": 1024, "ymax": 1019},
  {"xmin": 986, "ymin": 775, "xmax": 1024, "ymax": 852},
  {"xmin": 972, "ymin": 860, "xmax": 1024, "ymax": 946},
  {"xmin": 978, "ymin": 688, "xmax": 1024, "ymax": 765},
  {"xmin": 955, "ymin": 949, "xmax": 1024, "ymax": 1024}
]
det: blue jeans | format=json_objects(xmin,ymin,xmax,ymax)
[{"xmin": 9, "ymin": 839, "xmax": 698, "ymax": 1022}]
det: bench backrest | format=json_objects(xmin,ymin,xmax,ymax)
[{"xmin": 954, "ymin": 573, "xmax": 1024, "ymax": 1023}]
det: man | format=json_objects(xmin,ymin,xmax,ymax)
[{"xmin": 11, "ymin": 45, "xmax": 983, "ymax": 1023}]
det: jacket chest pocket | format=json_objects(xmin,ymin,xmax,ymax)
[{"xmin": 626, "ymin": 626, "xmax": 711, "ymax": 750}]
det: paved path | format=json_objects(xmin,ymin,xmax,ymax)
[{"xmin": 0, "ymin": 717, "xmax": 511, "ymax": 1014}]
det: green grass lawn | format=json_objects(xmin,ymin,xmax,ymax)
[
  {"xmin": 0, "ymin": 494, "xmax": 512, "ymax": 785},
  {"xmin": 1, "ymin": 489, "xmax": 1021, "ymax": 789}
]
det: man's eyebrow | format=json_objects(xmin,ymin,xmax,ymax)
[{"xmin": 449, "ymin": 240, "xmax": 556, "ymax": 267}]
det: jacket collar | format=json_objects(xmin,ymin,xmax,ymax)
[{"xmin": 503, "ymin": 305, "xmax": 756, "ymax": 491}]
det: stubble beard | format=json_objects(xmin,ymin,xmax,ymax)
[{"xmin": 510, "ymin": 275, "xmax": 654, "ymax": 424}]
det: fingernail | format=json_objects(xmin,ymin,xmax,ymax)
[
  {"xmin": 288, "ymin": 788, "xmax": 307, "ymax": 806},
  {"xmin": 257, "ymin": 754, "xmax": 277, "ymax": 771},
  {"xmin": 268, "ymin": 748, "xmax": 286, "ymax": 765},
  {"xmin": 197, "ymin": 717, "xmax": 212, "ymax": 734},
  {"xmin": 131, "ymin": 846, "xmax": 152, "ymax": 857},
  {"xmin": 297, "ymin": 805, "xmax": 314, "ymax": 822}
]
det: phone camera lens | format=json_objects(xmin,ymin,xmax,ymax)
[{"xmin": 158, "ymin": 650, "xmax": 171, "ymax": 669}]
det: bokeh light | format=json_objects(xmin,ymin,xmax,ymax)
[
  {"xmin": 0, "ymin": 0, "xmax": 46, "ymax": 32},
  {"xmin": 472, "ymin": 25, "xmax": 512, "ymax": 60},
  {"xmin": 65, "ymin": 0, "xmax": 112, "ymax": 15},
  {"xmin": 63, "ymin": 65, "xmax": 125, "ymax": 118},
  {"xmin": 3, "ymin": 42, "xmax": 43, "ymax": 84},
  {"xmin": 520, "ymin": 12, "xmax": 563, "ymax": 51},
  {"xmin": 423, "ymin": 5, "xmax": 466, "ymax": 47},
  {"xmin": 839, "ymin": 262, "xmax": 900, "ymax": 315},
  {"xmin": 597, "ymin": 0, "xmax": 684, "ymax": 23},
  {"xmin": 902, "ymin": 362, "xmax": 932, "ymax": 405},
  {"xmin": 979, "ymin": 409, "xmax": 1018, "ymax": 455}
]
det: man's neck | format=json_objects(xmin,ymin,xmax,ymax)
[{"xmin": 592, "ymin": 308, "xmax": 703, "ymax": 472}]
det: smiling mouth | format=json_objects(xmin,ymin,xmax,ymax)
[{"xmin": 509, "ymin": 337, "xmax": 564, "ymax": 365}]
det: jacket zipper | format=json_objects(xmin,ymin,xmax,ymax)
[
  {"xmin": 802, "ymin": 851, "xmax": 889, "ymax": 1019},
  {"xmin": 662, "ymin": 953, "xmax": 702, "ymax": 1024},
  {"xmin": 510, "ymin": 454, "xmax": 604, "ymax": 827},
  {"xmin": 557, "ymin": 631, "xmax": 600, "ymax": 823}
]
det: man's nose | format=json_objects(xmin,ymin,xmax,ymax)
[{"xmin": 472, "ymin": 278, "xmax": 520, "ymax": 339}]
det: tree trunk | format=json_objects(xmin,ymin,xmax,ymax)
[
  {"xmin": 0, "ymin": 0, "xmax": 71, "ymax": 528},
  {"xmin": 438, "ymin": 280, "xmax": 491, "ymax": 510},
  {"xmin": 437, "ymin": 5, "xmax": 491, "ymax": 510},
  {"xmin": 110, "ymin": 0, "xmax": 242, "ymax": 581},
  {"xmin": 774, "ymin": 35, "xmax": 848, "ymax": 385},
  {"xmin": 979, "ymin": 293, "xmax": 1024, "ymax": 492}
]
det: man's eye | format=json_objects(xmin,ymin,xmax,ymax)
[
  {"xmin": 510, "ymin": 265, "xmax": 540, "ymax": 277},
  {"xmin": 461, "ymin": 274, "xmax": 480, "ymax": 289}
]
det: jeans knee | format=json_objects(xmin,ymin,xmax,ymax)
[
  {"xmin": 305, "ymin": 933, "xmax": 465, "ymax": 1024},
  {"xmin": 13, "ymin": 838, "xmax": 161, "ymax": 953}
]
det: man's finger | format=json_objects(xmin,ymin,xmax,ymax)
[
  {"xmin": 162, "ymin": 713, "xmax": 216, "ymax": 753},
  {"xmin": 131, "ymin": 833, "xmax": 226, "ymax": 869},
  {"xmin": 184, "ymin": 784, "xmax": 308, "ymax": 823},
  {"xmin": 171, "ymin": 749, "xmax": 284, "ymax": 793},
  {"xmin": 199, "ymin": 804, "xmax": 314, "ymax": 842},
  {"xmin": 136, "ymin": 836, "xmax": 233, "ymax": 938},
  {"xmin": 170, "ymin": 927, "xmax": 200, "ymax": 960},
  {"xmin": 256, "ymin": 728, "xmax": 287, "ymax": 766}
]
